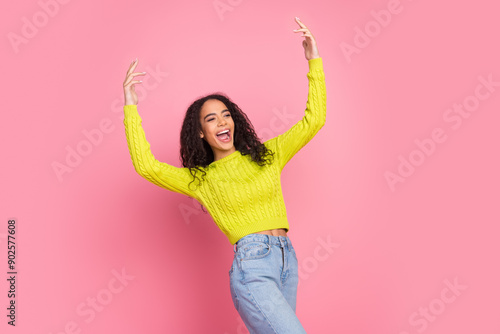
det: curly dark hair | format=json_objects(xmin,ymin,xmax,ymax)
[{"xmin": 179, "ymin": 93, "xmax": 275, "ymax": 201}]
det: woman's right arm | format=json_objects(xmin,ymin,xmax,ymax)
[{"xmin": 122, "ymin": 59, "xmax": 197, "ymax": 198}]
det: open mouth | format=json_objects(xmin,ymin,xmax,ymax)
[{"xmin": 216, "ymin": 129, "xmax": 231, "ymax": 143}]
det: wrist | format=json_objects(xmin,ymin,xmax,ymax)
[{"xmin": 307, "ymin": 53, "xmax": 321, "ymax": 61}]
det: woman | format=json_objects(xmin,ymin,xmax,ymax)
[{"xmin": 122, "ymin": 17, "xmax": 326, "ymax": 334}]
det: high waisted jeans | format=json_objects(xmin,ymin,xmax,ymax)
[{"xmin": 229, "ymin": 233, "xmax": 307, "ymax": 333}]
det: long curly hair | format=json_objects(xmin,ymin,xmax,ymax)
[{"xmin": 179, "ymin": 93, "xmax": 275, "ymax": 201}]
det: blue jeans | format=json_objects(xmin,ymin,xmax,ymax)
[{"xmin": 229, "ymin": 234, "xmax": 307, "ymax": 333}]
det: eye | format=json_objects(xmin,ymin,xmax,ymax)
[{"xmin": 206, "ymin": 113, "xmax": 230, "ymax": 122}]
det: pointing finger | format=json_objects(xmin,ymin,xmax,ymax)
[
  {"xmin": 294, "ymin": 17, "xmax": 307, "ymax": 28},
  {"xmin": 126, "ymin": 59, "xmax": 139, "ymax": 75}
]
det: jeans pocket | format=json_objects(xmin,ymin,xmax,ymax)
[{"xmin": 239, "ymin": 241, "xmax": 272, "ymax": 261}]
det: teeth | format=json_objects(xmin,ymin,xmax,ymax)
[{"xmin": 217, "ymin": 129, "xmax": 229, "ymax": 135}]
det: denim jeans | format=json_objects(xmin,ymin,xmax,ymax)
[{"xmin": 229, "ymin": 233, "xmax": 307, "ymax": 333}]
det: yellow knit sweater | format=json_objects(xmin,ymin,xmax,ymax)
[{"xmin": 123, "ymin": 57, "xmax": 326, "ymax": 244}]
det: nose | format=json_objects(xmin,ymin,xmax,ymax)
[{"xmin": 218, "ymin": 118, "xmax": 227, "ymax": 126}]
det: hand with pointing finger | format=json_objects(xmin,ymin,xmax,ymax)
[
  {"xmin": 123, "ymin": 58, "xmax": 147, "ymax": 106},
  {"xmin": 293, "ymin": 17, "xmax": 320, "ymax": 61}
]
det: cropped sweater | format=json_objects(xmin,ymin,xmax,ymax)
[{"xmin": 123, "ymin": 57, "xmax": 326, "ymax": 245}]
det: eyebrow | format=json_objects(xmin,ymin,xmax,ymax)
[{"xmin": 203, "ymin": 109, "xmax": 230, "ymax": 121}]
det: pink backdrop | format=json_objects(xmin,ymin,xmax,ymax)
[{"xmin": 2, "ymin": 0, "xmax": 499, "ymax": 333}]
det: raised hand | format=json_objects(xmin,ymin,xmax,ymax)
[
  {"xmin": 293, "ymin": 17, "xmax": 320, "ymax": 61},
  {"xmin": 123, "ymin": 58, "xmax": 146, "ymax": 106}
]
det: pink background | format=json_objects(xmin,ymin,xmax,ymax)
[{"xmin": 1, "ymin": 0, "xmax": 499, "ymax": 333}]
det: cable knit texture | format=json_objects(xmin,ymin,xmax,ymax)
[{"xmin": 123, "ymin": 57, "xmax": 326, "ymax": 244}]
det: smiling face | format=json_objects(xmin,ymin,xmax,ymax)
[{"xmin": 199, "ymin": 99, "xmax": 236, "ymax": 161}]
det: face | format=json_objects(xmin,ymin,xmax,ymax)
[{"xmin": 199, "ymin": 99, "xmax": 236, "ymax": 160}]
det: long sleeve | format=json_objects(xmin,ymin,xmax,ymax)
[
  {"xmin": 265, "ymin": 57, "xmax": 326, "ymax": 170},
  {"xmin": 123, "ymin": 104, "xmax": 197, "ymax": 198}
]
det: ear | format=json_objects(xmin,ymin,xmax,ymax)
[{"xmin": 199, "ymin": 131, "xmax": 204, "ymax": 139}]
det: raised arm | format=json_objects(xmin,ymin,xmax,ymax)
[
  {"xmin": 265, "ymin": 18, "xmax": 326, "ymax": 170},
  {"xmin": 122, "ymin": 59, "xmax": 197, "ymax": 198}
]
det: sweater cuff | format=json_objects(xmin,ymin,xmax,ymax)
[
  {"xmin": 124, "ymin": 104, "xmax": 140, "ymax": 117},
  {"xmin": 308, "ymin": 57, "xmax": 323, "ymax": 71}
]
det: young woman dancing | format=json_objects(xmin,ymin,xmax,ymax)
[{"xmin": 122, "ymin": 17, "xmax": 326, "ymax": 334}]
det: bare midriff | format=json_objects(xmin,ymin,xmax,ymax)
[{"xmin": 254, "ymin": 228, "xmax": 288, "ymax": 237}]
